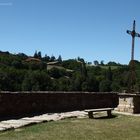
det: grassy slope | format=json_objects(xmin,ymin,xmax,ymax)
[
  {"xmin": 0, "ymin": 114, "xmax": 140, "ymax": 140},
  {"xmin": 99, "ymin": 65, "xmax": 121, "ymax": 70}
]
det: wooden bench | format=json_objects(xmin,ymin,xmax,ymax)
[{"xmin": 85, "ymin": 108, "xmax": 114, "ymax": 118}]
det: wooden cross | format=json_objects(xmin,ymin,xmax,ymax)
[
  {"xmin": 127, "ymin": 20, "xmax": 140, "ymax": 60},
  {"xmin": 127, "ymin": 20, "xmax": 140, "ymax": 92}
]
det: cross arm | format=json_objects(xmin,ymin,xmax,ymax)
[
  {"xmin": 127, "ymin": 30, "xmax": 140, "ymax": 37},
  {"xmin": 127, "ymin": 30, "xmax": 132, "ymax": 35},
  {"xmin": 135, "ymin": 32, "xmax": 140, "ymax": 37}
]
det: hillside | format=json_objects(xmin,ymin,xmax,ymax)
[{"xmin": 0, "ymin": 51, "xmax": 140, "ymax": 92}]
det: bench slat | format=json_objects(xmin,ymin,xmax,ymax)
[
  {"xmin": 85, "ymin": 108, "xmax": 114, "ymax": 112},
  {"xmin": 85, "ymin": 108, "xmax": 114, "ymax": 118}
]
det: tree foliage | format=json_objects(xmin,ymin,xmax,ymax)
[{"xmin": 0, "ymin": 51, "xmax": 140, "ymax": 92}]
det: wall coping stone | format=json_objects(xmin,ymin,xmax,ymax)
[
  {"xmin": 118, "ymin": 93, "xmax": 140, "ymax": 97},
  {"xmin": 0, "ymin": 91, "xmax": 118, "ymax": 94}
]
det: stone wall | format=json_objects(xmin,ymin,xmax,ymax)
[
  {"xmin": 117, "ymin": 93, "xmax": 140, "ymax": 113},
  {"xmin": 0, "ymin": 91, "xmax": 118, "ymax": 118}
]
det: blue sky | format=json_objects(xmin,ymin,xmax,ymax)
[{"xmin": 0, "ymin": 0, "xmax": 140, "ymax": 64}]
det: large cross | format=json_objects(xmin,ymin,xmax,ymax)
[
  {"xmin": 127, "ymin": 20, "xmax": 140, "ymax": 60},
  {"xmin": 127, "ymin": 20, "xmax": 140, "ymax": 92}
]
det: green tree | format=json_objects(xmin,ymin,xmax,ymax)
[
  {"xmin": 58, "ymin": 77, "xmax": 70, "ymax": 91},
  {"xmin": 50, "ymin": 55, "xmax": 56, "ymax": 62},
  {"xmin": 111, "ymin": 82, "xmax": 121, "ymax": 92},
  {"xmin": 94, "ymin": 60, "xmax": 99, "ymax": 66},
  {"xmin": 71, "ymin": 72, "xmax": 84, "ymax": 91},
  {"xmin": 22, "ymin": 70, "xmax": 51, "ymax": 91},
  {"xmin": 11, "ymin": 60, "xmax": 22, "ymax": 69},
  {"xmin": 43, "ymin": 54, "xmax": 50, "ymax": 62},
  {"xmin": 57, "ymin": 55, "xmax": 62, "ymax": 63},
  {"xmin": 48, "ymin": 68, "xmax": 61, "ymax": 79},
  {"xmin": 38, "ymin": 51, "xmax": 42, "ymax": 59},
  {"xmin": 106, "ymin": 67, "xmax": 112, "ymax": 81},
  {"xmin": 100, "ymin": 60, "xmax": 104, "ymax": 65},
  {"xmin": 86, "ymin": 76, "xmax": 99, "ymax": 92},
  {"xmin": 34, "ymin": 51, "xmax": 38, "ymax": 58},
  {"xmin": 99, "ymin": 80, "xmax": 111, "ymax": 92}
]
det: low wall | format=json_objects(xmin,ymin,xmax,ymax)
[
  {"xmin": 0, "ymin": 91, "xmax": 118, "ymax": 118},
  {"xmin": 117, "ymin": 93, "xmax": 140, "ymax": 113}
]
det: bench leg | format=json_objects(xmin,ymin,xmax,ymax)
[
  {"xmin": 107, "ymin": 110, "xmax": 112, "ymax": 118},
  {"xmin": 88, "ymin": 112, "xmax": 94, "ymax": 119}
]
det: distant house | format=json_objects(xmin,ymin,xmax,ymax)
[
  {"xmin": 25, "ymin": 57, "xmax": 41, "ymax": 63},
  {"xmin": 47, "ymin": 61, "xmax": 59, "ymax": 65}
]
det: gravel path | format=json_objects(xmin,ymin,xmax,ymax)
[
  {"xmin": 0, "ymin": 111, "xmax": 87, "ymax": 131},
  {"xmin": 0, "ymin": 110, "xmax": 139, "ymax": 132}
]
